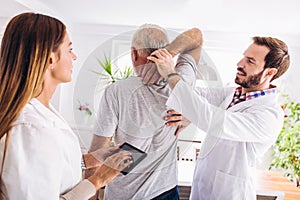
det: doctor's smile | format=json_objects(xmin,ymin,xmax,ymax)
[{"xmin": 236, "ymin": 67, "xmax": 247, "ymax": 76}]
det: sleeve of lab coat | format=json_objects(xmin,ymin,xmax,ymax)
[
  {"xmin": 166, "ymin": 80, "xmax": 284, "ymax": 143},
  {"xmin": 175, "ymin": 54, "xmax": 197, "ymax": 88}
]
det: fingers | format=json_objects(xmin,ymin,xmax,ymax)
[
  {"xmin": 141, "ymin": 63, "xmax": 155, "ymax": 84},
  {"xmin": 151, "ymin": 48, "xmax": 172, "ymax": 59},
  {"xmin": 165, "ymin": 110, "xmax": 182, "ymax": 126},
  {"xmin": 147, "ymin": 49, "xmax": 172, "ymax": 64},
  {"xmin": 165, "ymin": 120, "xmax": 181, "ymax": 127},
  {"xmin": 148, "ymin": 71, "xmax": 161, "ymax": 86},
  {"xmin": 142, "ymin": 72, "xmax": 154, "ymax": 85},
  {"xmin": 90, "ymin": 145, "xmax": 121, "ymax": 163},
  {"xmin": 147, "ymin": 49, "xmax": 175, "ymax": 78},
  {"xmin": 103, "ymin": 151, "xmax": 132, "ymax": 171},
  {"xmin": 106, "ymin": 145, "xmax": 121, "ymax": 156},
  {"xmin": 140, "ymin": 62, "xmax": 163, "ymax": 86},
  {"xmin": 88, "ymin": 150, "xmax": 133, "ymax": 190},
  {"xmin": 174, "ymin": 125, "xmax": 185, "ymax": 136},
  {"xmin": 165, "ymin": 115, "xmax": 182, "ymax": 126},
  {"xmin": 164, "ymin": 109, "xmax": 190, "ymax": 136},
  {"xmin": 167, "ymin": 109, "xmax": 180, "ymax": 115},
  {"xmin": 147, "ymin": 55, "xmax": 158, "ymax": 63}
]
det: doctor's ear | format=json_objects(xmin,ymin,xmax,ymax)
[{"xmin": 266, "ymin": 68, "xmax": 278, "ymax": 78}]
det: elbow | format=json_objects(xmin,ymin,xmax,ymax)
[{"xmin": 191, "ymin": 27, "xmax": 203, "ymax": 46}]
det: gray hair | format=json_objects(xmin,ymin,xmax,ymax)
[{"xmin": 131, "ymin": 24, "xmax": 169, "ymax": 57}]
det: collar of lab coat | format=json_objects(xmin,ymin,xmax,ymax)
[
  {"xmin": 24, "ymin": 98, "xmax": 72, "ymax": 131},
  {"xmin": 224, "ymin": 87, "xmax": 279, "ymax": 112}
]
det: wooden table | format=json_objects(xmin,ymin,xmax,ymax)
[{"xmin": 255, "ymin": 170, "xmax": 300, "ymax": 200}]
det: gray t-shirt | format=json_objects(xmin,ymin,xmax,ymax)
[{"xmin": 94, "ymin": 54, "xmax": 197, "ymax": 200}]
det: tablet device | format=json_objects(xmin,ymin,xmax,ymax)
[{"xmin": 119, "ymin": 142, "xmax": 147, "ymax": 175}]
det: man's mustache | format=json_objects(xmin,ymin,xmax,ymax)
[{"xmin": 237, "ymin": 67, "xmax": 246, "ymax": 75}]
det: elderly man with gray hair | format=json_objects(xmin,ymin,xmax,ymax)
[{"xmin": 89, "ymin": 24, "xmax": 202, "ymax": 200}]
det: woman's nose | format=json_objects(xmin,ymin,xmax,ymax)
[{"xmin": 72, "ymin": 52, "xmax": 77, "ymax": 60}]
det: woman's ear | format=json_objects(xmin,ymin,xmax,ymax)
[{"xmin": 48, "ymin": 52, "xmax": 55, "ymax": 70}]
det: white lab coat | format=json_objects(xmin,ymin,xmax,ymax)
[
  {"xmin": 166, "ymin": 80, "xmax": 284, "ymax": 200},
  {"xmin": 0, "ymin": 98, "xmax": 82, "ymax": 200}
]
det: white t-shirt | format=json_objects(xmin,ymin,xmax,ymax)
[
  {"xmin": 0, "ymin": 98, "xmax": 82, "ymax": 200},
  {"xmin": 94, "ymin": 54, "xmax": 197, "ymax": 200}
]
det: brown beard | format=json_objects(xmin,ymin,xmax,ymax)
[{"xmin": 235, "ymin": 69, "xmax": 265, "ymax": 88}]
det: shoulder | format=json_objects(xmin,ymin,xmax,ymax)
[
  {"xmin": 177, "ymin": 53, "xmax": 196, "ymax": 64},
  {"xmin": 107, "ymin": 76, "xmax": 141, "ymax": 87},
  {"xmin": 14, "ymin": 99, "xmax": 61, "ymax": 130},
  {"xmin": 176, "ymin": 53, "xmax": 197, "ymax": 69},
  {"xmin": 242, "ymin": 94, "xmax": 284, "ymax": 124},
  {"xmin": 104, "ymin": 76, "xmax": 144, "ymax": 94},
  {"xmin": 15, "ymin": 102, "xmax": 41, "ymax": 125}
]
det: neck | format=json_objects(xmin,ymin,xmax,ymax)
[
  {"xmin": 241, "ymin": 82, "xmax": 270, "ymax": 94},
  {"xmin": 36, "ymin": 83, "xmax": 58, "ymax": 108},
  {"xmin": 133, "ymin": 57, "xmax": 148, "ymax": 77}
]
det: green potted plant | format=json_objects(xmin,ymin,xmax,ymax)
[
  {"xmin": 92, "ymin": 54, "xmax": 135, "ymax": 85},
  {"xmin": 269, "ymin": 94, "xmax": 300, "ymax": 188}
]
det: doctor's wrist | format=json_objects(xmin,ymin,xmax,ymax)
[
  {"xmin": 167, "ymin": 73, "xmax": 181, "ymax": 89},
  {"xmin": 167, "ymin": 72, "xmax": 179, "ymax": 80},
  {"xmin": 83, "ymin": 153, "xmax": 103, "ymax": 170}
]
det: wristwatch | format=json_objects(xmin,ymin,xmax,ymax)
[{"xmin": 81, "ymin": 155, "xmax": 87, "ymax": 170}]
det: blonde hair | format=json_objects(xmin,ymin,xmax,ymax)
[{"xmin": 0, "ymin": 12, "xmax": 66, "ymax": 139}]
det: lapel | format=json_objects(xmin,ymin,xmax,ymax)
[
  {"xmin": 220, "ymin": 87, "xmax": 236, "ymax": 109},
  {"xmin": 226, "ymin": 92, "xmax": 279, "ymax": 112},
  {"xmin": 29, "ymin": 98, "xmax": 72, "ymax": 131}
]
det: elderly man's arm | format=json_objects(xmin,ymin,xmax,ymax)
[
  {"xmin": 142, "ymin": 28, "xmax": 202, "ymax": 85},
  {"xmin": 166, "ymin": 27, "xmax": 202, "ymax": 64}
]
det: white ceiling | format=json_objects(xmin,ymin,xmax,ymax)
[{"xmin": 1, "ymin": 0, "xmax": 300, "ymax": 38}]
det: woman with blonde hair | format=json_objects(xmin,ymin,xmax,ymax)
[{"xmin": 0, "ymin": 12, "xmax": 131, "ymax": 200}]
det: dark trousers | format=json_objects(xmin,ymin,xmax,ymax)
[{"xmin": 151, "ymin": 186, "xmax": 179, "ymax": 200}]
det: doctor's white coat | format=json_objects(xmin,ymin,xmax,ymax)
[{"xmin": 166, "ymin": 80, "xmax": 284, "ymax": 200}]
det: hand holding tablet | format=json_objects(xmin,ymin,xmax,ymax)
[{"xmin": 117, "ymin": 142, "xmax": 147, "ymax": 175}]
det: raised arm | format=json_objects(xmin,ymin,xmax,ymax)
[
  {"xmin": 142, "ymin": 27, "xmax": 202, "ymax": 85},
  {"xmin": 166, "ymin": 27, "xmax": 203, "ymax": 64}
]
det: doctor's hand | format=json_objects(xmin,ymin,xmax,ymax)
[
  {"xmin": 140, "ymin": 61, "xmax": 164, "ymax": 86},
  {"xmin": 88, "ymin": 151, "xmax": 132, "ymax": 190},
  {"xmin": 165, "ymin": 110, "xmax": 191, "ymax": 136},
  {"xmin": 147, "ymin": 49, "xmax": 176, "ymax": 79}
]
